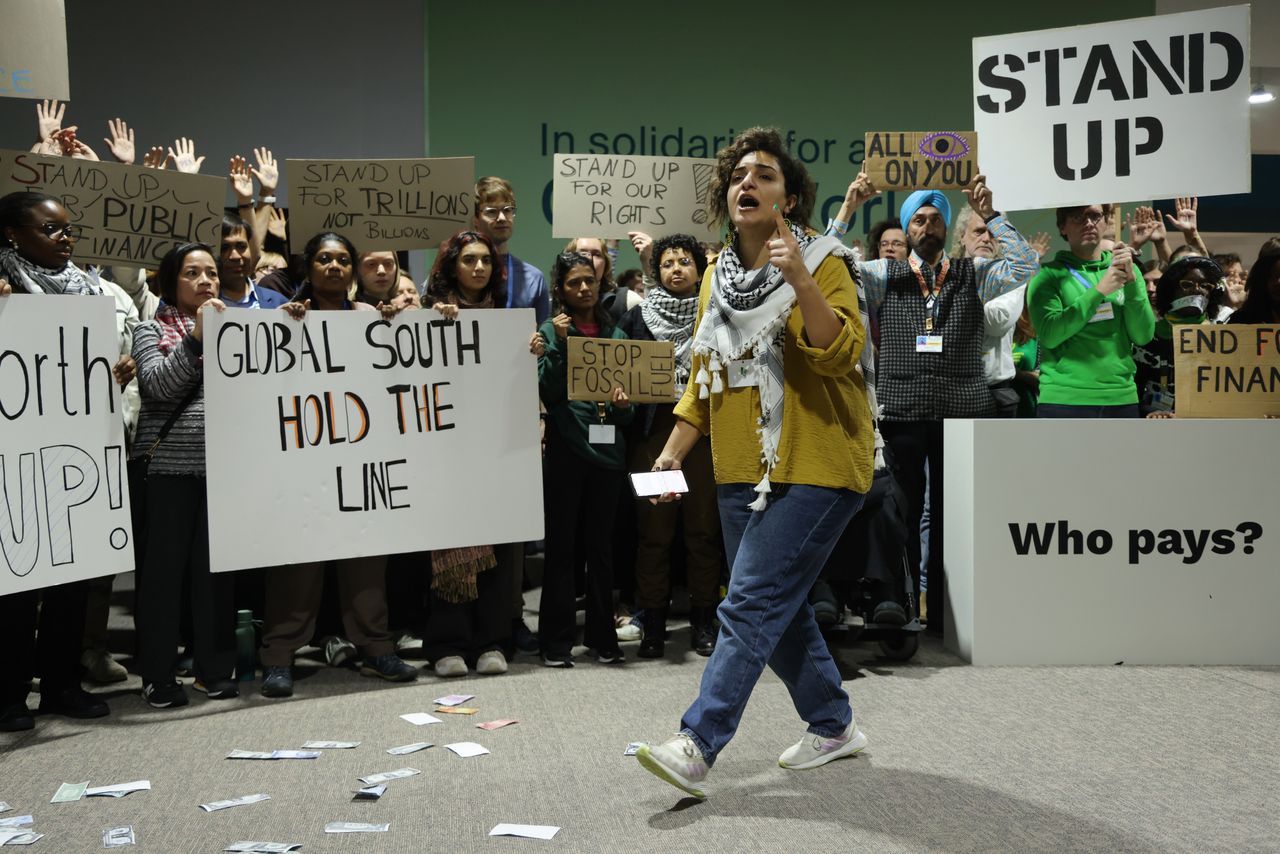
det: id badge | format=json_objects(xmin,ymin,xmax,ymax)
[
  {"xmin": 588, "ymin": 424, "xmax": 616, "ymax": 444},
  {"xmin": 727, "ymin": 359, "xmax": 758, "ymax": 388},
  {"xmin": 915, "ymin": 335, "xmax": 944, "ymax": 353},
  {"xmin": 1089, "ymin": 301, "xmax": 1115, "ymax": 323}
]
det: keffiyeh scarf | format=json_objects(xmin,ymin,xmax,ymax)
[
  {"xmin": 154, "ymin": 303, "xmax": 195, "ymax": 358},
  {"xmin": 0, "ymin": 246, "xmax": 100, "ymax": 296},
  {"xmin": 691, "ymin": 222, "xmax": 842, "ymax": 510},
  {"xmin": 640, "ymin": 286, "xmax": 699, "ymax": 383}
]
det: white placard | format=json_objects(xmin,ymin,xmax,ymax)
[
  {"xmin": 0, "ymin": 297, "xmax": 133, "ymax": 594},
  {"xmin": 552, "ymin": 153, "xmax": 718, "ymax": 240},
  {"xmin": 203, "ymin": 307, "xmax": 543, "ymax": 572},
  {"xmin": 0, "ymin": 0, "xmax": 69, "ymax": 100},
  {"xmin": 945, "ymin": 419, "xmax": 1279, "ymax": 665},
  {"xmin": 972, "ymin": 6, "xmax": 1251, "ymax": 209}
]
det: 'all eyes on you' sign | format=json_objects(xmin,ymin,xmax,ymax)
[{"xmin": 972, "ymin": 5, "xmax": 1250, "ymax": 210}]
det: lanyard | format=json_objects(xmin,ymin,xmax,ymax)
[
  {"xmin": 505, "ymin": 255, "xmax": 515, "ymax": 308},
  {"xmin": 909, "ymin": 256, "xmax": 948, "ymax": 333},
  {"xmin": 1067, "ymin": 267, "xmax": 1098, "ymax": 291}
]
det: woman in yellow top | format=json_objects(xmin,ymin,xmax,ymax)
[{"xmin": 636, "ymin": 127, "xmax": 874, "ymax": 799}]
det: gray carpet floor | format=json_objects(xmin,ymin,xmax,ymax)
[{"xmin": 2, "ymin": 590, "xmax": 1278, "ymax": 853}]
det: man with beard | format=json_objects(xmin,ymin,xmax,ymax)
[
  {"xmin": 849, "ymin": 176, "xmax": 1039, "ymax": 635},
  {"xmin": 217, "ymin": 215, "xmax": 287, "ymax": 309}
]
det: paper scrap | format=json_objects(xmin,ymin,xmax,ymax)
[
  {"xmin": 624, "ymin": 742, "xmax": 645, "ymax": 756},
  {"xmin": 199, "ymin": 793, "xmax": 270, "ymax": 812},
  {"xmin": 0, "ymin": 805, "xmax": 9, "ymax": 814},
  {"xmin": 353, "ymin": 784, "xmax": 386, "ymax": 801},
  {"xmin": 489, "ymin": 823, "xmax": 561, "ymax": 840},
  {"xmin": 301, "ymin": 741, "xmax": 360, "ymax": 749},
  {"xmin": 444, "ymin": 742, "xmax": 490, "ymax": 758},
  {"xmin": 51, "ymin": 781, "xmax": 89, "ymax": 803},
  {"xmin": 385, "ymin": 742, "xmax": 432, "ymax": 755},
  {"xmin": 102, "ymin": 825, "xmax": 136, "ymax": 847},
  {"xmin": 0, "ymin": 817, "xmax": 33, "ymax": 829},
  {"xmin": 434, "ymin": 706, "xmax": 478, "ymax": 715},
  {"xmin": 226, "ymin": 750, "xmax": 276, "ymax": 760},
  {"xmin": 224, "ymin": 843, "xmax": 302, "ymax": 852},
  {"xmin": 399, "ymin": 712, "xmax": 442, "ymax": 726},
  {"xmin": 476, "ymin": 719, "xmax": 518, "ymax": 731},
  {"xmin": 324, "ymin": 822, "xmax": 389, "ymax": 833},
  {"xmin": 86, "ymin": 780, "xmax": 151, "ymax": 797},
  {"xmin": 358, "ymin": 767, "xmax": 420, "ymax": 786},
  {"xmin": 268, "ymin": 750, "xmax": 319, "ymax": 760},
  {"xmin": 433, "ymin": 694, "xmax": 475, "ymax": 706},
  {"xmin": 0, "ymin": 831, "xmax": 43, "ymax": 845}
]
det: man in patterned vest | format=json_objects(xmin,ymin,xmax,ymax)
[{"xmin": 852, "ymin": 176, "xmax": 1039, "ymax": 635}]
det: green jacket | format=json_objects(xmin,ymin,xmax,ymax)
[
  {"xmin": 537, "ymin": 319, "xmax": 635, "ymax": 469},
  {"xmin": 1027, "ymin": 250, "xmax": 1156, "ymax": 406}
]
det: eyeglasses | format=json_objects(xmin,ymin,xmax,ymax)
[
  {"xmin": 660, "ymin": 257, "xmax": 696, "ymax": 270},
  {"xmin": 32, "ymin": 222, "xmax": 83, "ymax": 239},
  {"xmin": 1175, "ymin": 279, "xmax": 1209, "ymax": 291},
  {"xmin": 879, "ymin": 239, "xmax": 907, "ymax": 250},
  {"xmin": 575, "ymin": 248, "xmax": 604, "ymax": 259},
  {"xmin": 1068, "ymin": 211, "xmax": 1106, "ymax": 225},
  {"xmin": 480, "ymin": 206, "xmax": 516, "ymax": 221}
]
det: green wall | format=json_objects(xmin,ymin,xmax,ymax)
[{"xmin": 426, "ymin": 0, "xmax": 1154, "ymax": 276}]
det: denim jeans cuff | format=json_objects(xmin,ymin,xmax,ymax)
[
  {"xmin": 680, "ymin": 726, "xmax": 716, "ymax": 767},
  {"xmin": 806, "ymin": 714, "xmax": 852, "ymax": 740}
]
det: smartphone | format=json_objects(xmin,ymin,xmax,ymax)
[{"xmin": 629, "ymin": 469, "xmax": 689, "ymax": 498}]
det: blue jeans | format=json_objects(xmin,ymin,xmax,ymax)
[
  {"xmin": 680, "ymin": 482, "xmax": 866, "ymax": 766},
  {"xmin": 1037, "ymin": 403, "xmax": 1139, "ymax": 418}
]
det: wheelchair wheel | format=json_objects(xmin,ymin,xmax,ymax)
[{"xmin": 877, "ymin": 632, "xmax": 918, "ymax": 661}]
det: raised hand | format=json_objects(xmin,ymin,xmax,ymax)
[
  {"xmin": 963, "ymin": 173, "xmax": 996, "ymax": 219},
  {"xmin": 251, "ymin": 147, "xmax": 278, "ymax": 195},
  {"xmin": 1029, "ymin": 232, "xmax": 1052, "ymax": 258},
  {"xmin": 1126, "ymin": 206, "xmax": 1163, "ymax": 248},
  {"xmin": 1163, "ymin": 196, "xmax": 1199, "ymax": 236},
  {"xmin": 628, "ymin": 231, "xmax": 654, "ymax": 268},
  {"xmin": 267, "ymin": 206, "xmax": 288, "ymax": 240},
  {"xmin": 767, "ymin": 204, "xmax": 805, "ymax": 283},
  {"xmin": 168, "ymin": 137, "xmax": 205, "ymax": 174},
  {"xmin": 229, "ymin": 155, "xmax": 255, "ymax": 203},
  {"xmin": 845, "ymin": 171, "xmax": 880, "ymax": 210},
  {"xmin": 35, "ymin": 99, "xmax": 65, "ymax": 143},
  {"xmin": 142, "ymin": 146, "xmax": 168, "ymax": 169},
  {"xmin": 103, "ymin": 118, "xmax": 136, "ymax": 164}
]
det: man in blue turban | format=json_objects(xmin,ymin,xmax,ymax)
[{"xmin": 898, "ymin": 190, "xmax": 952, "ymax": 262}]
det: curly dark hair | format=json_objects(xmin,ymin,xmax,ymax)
[
  {"xmin": 425, "ymin": 230, "xmax": 507, "ymax": 307},
  {"xmin": 648, "ymin": 233, "xmax": 708, "ymax": 286},
  {"xmin": 866, "ymin": 219, "xmax": 905, "ymax": 261},
  {"xmin": 551, "ymin": 250, "xmax": 613, "ymax": 331},
  {"xmin": 156, "ymin": 242, "xmax": 217, "ymax": 305},
  {"xmin": 1157, "ymin": 255, "xmax": 1222, "ymax": 317},
  {"xmin": 707, "ymin": 127, "xmax": 816, "ymax": 232}
]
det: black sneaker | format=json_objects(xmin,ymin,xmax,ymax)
[
  {"xmin": 142, "ymin": 681, "xmax": 188, "ymax": 709},
  {"xmin": 192, "ymin": 678, "xmax": 240, "ymax": 700},
  {"xmin": 0, "ymin": 701, "xmax": 34, "ymax": 732},
  {"xmin": 540, "ymin": 653, "xmax": 574, "ymax": 668},
  {"xmin": 39, "ymin": 686, "xmax": 109, "ymax": 718},
  {"xmin": 513, "ymin": 620, "xmax": 539, "ymax": 655},
  {"xmin": 260, "ymin": 666, "xmax": 293, "ymax": 698},
  {"xmin": 593, "ymin": 649, "xmax": 625, "ymax": 665},
  {"xmin": 360, "ymin": 654, "xmax": 418, "ymax": 683}
]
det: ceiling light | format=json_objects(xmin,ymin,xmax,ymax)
[{"xmin": 1249, "ymin": 85, "xmax": 1274, "ymax": 104}]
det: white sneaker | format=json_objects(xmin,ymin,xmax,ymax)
[
  {"xmin": 636, "ymin": 734, "xmax": 708, "ymax": 799},
  {"xmin": 396, "ymin": 632, "xmax": 424, "ymax": 653},
  {"xmin": 434, "ymin": 656, "xmax": 468, "ymax": 678},
  {"xmin": 476, "ymin": 650, "xmax": 508, "ymax": 675},
  {"xmin": 616, "ymin": 622, "xmax": 642, "ymax": 642},
  {"xmin": 778, "ymin": 720, "xmax": 868, "ymax": 770},
  {"xmin": 322, "ymin": 635, "xmax": 357, "ymax": 668}
]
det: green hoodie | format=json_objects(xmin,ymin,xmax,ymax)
[
  {"xmin": 1026, "ymin": 250, "xmax": 1156, "ymax": 406},
  {"xmin": 537, "ymin": 319, "xmax": 635, "ymax": 469}
]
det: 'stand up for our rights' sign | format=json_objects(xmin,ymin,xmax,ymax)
[
  {"xmin": 552, "ymin": 153, "xmax": 718, "ymax": 241},
  {"xmin": 286, "ymin": 157, "xmax": 475, "ymax": 251},
  {"xmin": 1174, "ymin": 325, "xmax": 1280, "ymax": 419},
  {"xmin": 863, "ymin": 132, "xmax": 979, "ymax": 190},
  {"xmin": 972, "ymin": 5, "xmax": 1250, "ymax": 209},
  {"xmin": 203, "ymin": 308, "xmax": 544, "ymax": 573},
  {"xmin": 0, "ymin": 150, "xmax": 224, "ymax": 267},
  {"xmin": 0, "ymin": 297, "xmax": 133, "ymax": 595},
  {"xmin": 567, "ymin": 337, "xmax": 676, "ymax": 404}
]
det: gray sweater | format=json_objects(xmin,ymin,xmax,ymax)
[{"xmin": 131, "ymin": 320, "xmax": 206, "ymax": 476}]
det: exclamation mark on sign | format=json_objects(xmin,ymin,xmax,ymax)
[
  {"xmin": 104, "ymin": 445, "xmax": 129, "ymax": 551},
  {"xmin": 691, "ymin": 164, "xmax": 714, "ymax": 225}
]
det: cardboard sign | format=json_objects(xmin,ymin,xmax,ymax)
[
  {"xmin": 566, "ymin": 337, "xmax": 675, "ymax": 403},
  {"xmin": 552, "ymin": 153, "xmax": 717, "ymax": 241},
  {"xmin": 863, "ymin": 132, "xmax": 978, "ymax": 190},
  {"xmin": 286, "ymin": 157, "xmax": 474, "ymax": 251},
  {"xmin": 203, "ymin": 307, "xmax": 543, "ymax": 572},
  {"xmin": 0, "ymin": 0, "xmax": 69, "ymax": 100},
  {"xmin": 972, "ymin": 6, "xmax": 1250, "ymax": 209},
  {"xmin": 1174, "ymin": 325, "xmax": 1280, "ymax": 419},
  {"xmin": 0, "ymin": 149, "xmax": 224, "ymax": 267},
  {"xmin": 0, "ymin": 296, "xmax": 133, "ymax": 594}
]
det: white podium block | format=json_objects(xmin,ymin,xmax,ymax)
[{"xmin": 944, "ymin": 419, "xmax": 1279, "ymax": 665}]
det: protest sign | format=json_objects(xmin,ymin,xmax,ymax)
[
  {"xmin": 863, "ymin": 132, "xmax": 979, "ymax": 190},
  {"xmin": 552, "ymin": 153, "xmax": 717, "ymax": 241},
  {"xmin": 203, "ymin": 308, "xmax": 543, "ymax": 572},
  {"xmin": 566, "ymin": 337, "xmax": 676, "ymax": 403},
  {"xmin": 0, "ymin": 149, "xmax": 224, "ymax": 267},
  {"xmin": 972, "ymin": 5, "xmax": 1250, "ymax": 209},
  {"xmin": 286, "ymin": 157, "xmax": 474, "ymax": 251},
  {"xmin": 0, "ymin": 297, "xmax": 132, "ymax": 595},
  {"xmin": 0, "ymin": 0, "xmax": 69, "ymax": 100},
  {"xmin": 1174, "ymin": 325, "xmax": 1280, "ymax": 419}
]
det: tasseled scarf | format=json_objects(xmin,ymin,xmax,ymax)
[{"xmin": 431, "ymin": 545, "xmax": 496, "ymax": 603}]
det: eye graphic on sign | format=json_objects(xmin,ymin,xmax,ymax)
[{"xmin": 918, "ymin": 132, "xmax": 970, "ymax": 162}]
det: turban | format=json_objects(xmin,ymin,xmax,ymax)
[{"xmin": 899, "ymin": 190, "xmax": 952, "ymax": 231}]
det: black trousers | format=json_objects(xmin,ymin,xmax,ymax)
[
  {"xmin": 423, "ymin": 543, "xmax": 517, "ymax": 662},
  {"xmin": 134, "ymin": 475, "xmax": 235, "ymax": 684},
  {"xmin": 538, "ymin": 433, "xmax": 623, "ymax": 658},
  {"xmin": 880, "ymin": 420, "xmax": 946, "ymax": 633},
  {"xmin": 0, "ymin": 580, "xmax": 89, "ymax": 705}
]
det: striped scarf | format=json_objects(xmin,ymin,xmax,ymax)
[
  {"xmin": 640, "ymin": 285, "xmax": 699, "ymax": 383},
  {"xmin": 0, "ymin": 247, "xmax": 100, "ymax": 296},
  {"xmin": 154, "ymin": 303, "xmax": 195, "ymax": 358}
]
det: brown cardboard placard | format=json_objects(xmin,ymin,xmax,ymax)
[
  {"xmin": 1174, "ymin": 324, "xmax": 1280, "ymax": 418},
  {"xmin": 567, "ymin": 336, "xmax": 676, "ymax": 403},
  {"xmin": 0, "ymin": 0, "xmax": 69, "ymax": 100},
  {"xmin": 863, "ymin": 132, "xmax": 978, "ymax": 190}
]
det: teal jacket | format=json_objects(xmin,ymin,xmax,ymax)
[
  {"xmin": 538, "ymin": 319, "xmax": 635, "ymax": 469},
  {"xmin": 1027, "ymin": 250, "xmax": 1156, "ymax": 406}
]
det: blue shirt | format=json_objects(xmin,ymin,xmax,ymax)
[
  {"xmin": 505, "ymin": 254, "xmax": 550, "ymax": 323},
  {"xmin": 225, "ymin": 279, "xmax": 288, "ymax": 310}
]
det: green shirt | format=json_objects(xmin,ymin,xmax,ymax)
[{"xmin": 537, "ymin": 320, "xmax": 635, "ymax": 469}]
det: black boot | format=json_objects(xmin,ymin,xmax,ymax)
[
  {"xmin": 638, "ymin": 608, "xmax": 667, "ymax": 659},
  {"xmin": 690, "ymin": 606, "xmax": 718, "ymax": 657}
]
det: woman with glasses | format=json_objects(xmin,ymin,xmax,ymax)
[
  {"xmin": 536, "ymin": 250, "xmax": 634, "ymax": 667},
  {"xmin": 1134, "ymin": 255, "xmax": 1223, "ymax": 418},
  {"xmin": 617, "ymin": 233, "xmax": 722, "ymax": 659},
  {"xmin": 0, "ymin": 191, "xmax": 138, "ymax": 730}
]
